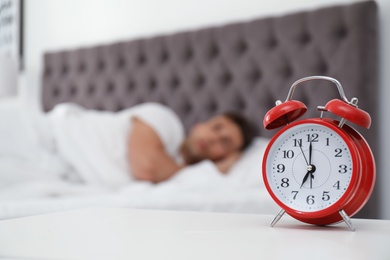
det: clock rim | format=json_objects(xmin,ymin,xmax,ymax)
[{"xmin": 262, "ymin": 118, "xmax": 363, "ymax": 223}]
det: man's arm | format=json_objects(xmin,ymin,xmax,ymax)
[{"xmin": 127, "ymin": 117, "xmax": 184, "ymax": 183}]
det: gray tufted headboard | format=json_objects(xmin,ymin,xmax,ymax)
[{"xmin": 41, "ymin": 1, "xmax": 378, "ymax": 218}]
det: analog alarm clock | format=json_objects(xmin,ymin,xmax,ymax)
[{"xmin": 262, "ymin": 76, "xmax": 375, "ymax": 231}]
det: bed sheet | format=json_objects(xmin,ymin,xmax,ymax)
[{"xmin": 0, "ymin": 99, "xmax": 279, "ymax": 220}]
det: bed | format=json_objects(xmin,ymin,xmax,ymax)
[{"xmin": 0, "ymin": 1, "xmax": 378, "ymax": 220}]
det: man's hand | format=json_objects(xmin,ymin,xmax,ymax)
[{"xmin": 214, "ymin": 151, "xmax": 241, "ymax": 174}]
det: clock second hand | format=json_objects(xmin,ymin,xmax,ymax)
[
  {"xmin": 310, "ymin": 172, "xmax": 313, "ymax": 189},
  {"xmin": 299, "ymin": 144, "xmax": 309, "ymax": 165}
]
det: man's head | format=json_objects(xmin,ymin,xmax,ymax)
[{"xmin": 182, "ymin": 112, "xmax": 258, "ymax": 164}]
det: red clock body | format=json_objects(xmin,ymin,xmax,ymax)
[{"xmin": 262, "ymin": 118, "xmax": 375, "ymax": 225}]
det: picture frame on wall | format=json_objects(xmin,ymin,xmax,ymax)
[{"xmin": 0, "ymin": 0, "xmax": 23, "ymax": 70}]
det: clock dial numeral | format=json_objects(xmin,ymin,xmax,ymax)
[
  {"xmin": 322, "ymin": 191, "xmax": 330, "ymax": 201},
  {"xmin": 281, "ymin": 178, "xmax": 290, "ymax": 188},
  {"xmin": 306, "ymin": 195, "xmax": 315, "ymax": 205},
  {"xmin": 335, "ymin": 148, "xmax": 342, "ymax": 157},
  {"xmin": 293, "ymin": 138, "xmax": 302, "ymax": 147},
  {"xmin": 333, "ymin": 181, "xmax": 340, "ymax": 190},
  {"xmin": 307, "ymin": 133, "xmax": 319, "ymax": 142},
  {"xmin": 276, "ymin": 164, "xmax": 285, "ymax": 173},
  {"xmin": 282, "ymin": 150, "xmax": 294, "ymax": 159},
  {"xmin": 291, "ymin": 191, "xmax": 299, "ymax": 200},
  {"xmin": 338, "ymin": 164, "xmax": 348, "ymax": 174},
  {"xmin": 326, "ymin": 137, "xmax": 330, "ymax": 146}
]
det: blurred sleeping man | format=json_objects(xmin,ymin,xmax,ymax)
[{"xmin": 127, "ymin": 103, "xmax": 257, "ymax": 183}]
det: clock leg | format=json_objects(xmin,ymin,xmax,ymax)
[
  {"xmin": 270, "ymin": 209, "xmax": 286, "ymax": 227},
  {"xmin": 339, "ymin": 209, "xmax": 356, "ymax": 231}
]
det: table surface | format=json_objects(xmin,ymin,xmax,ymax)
[{"xmin": 0, "ymin": 207, "xmax": 389, "ymax": 260}]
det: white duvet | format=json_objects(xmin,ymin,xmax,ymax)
[{"xmin": 0, "ymin": 98, "xmax": 279, "ymax": 220}]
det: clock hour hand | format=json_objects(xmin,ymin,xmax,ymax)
[
  {"xmin": 301, "ymin": 164, "xmax": 316, "ymax": 189},
  {"xmin": 300, "ymin": 171, "xmax": 311, "ymax": 188}
]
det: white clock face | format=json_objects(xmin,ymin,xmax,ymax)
[{"xmin": 264, "ymin": 123, "xmax": 353, "ymax": 212}]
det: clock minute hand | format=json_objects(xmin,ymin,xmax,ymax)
[
  {"xmin": 301, "ymin": 137, "xmax": 314, "ymax": 189},
  {"xmin": 309, "ymin": 138, "xmax": 313, "ymax": 165},
  {"xmin": 308, "ymin": 137, "xmax": 314, "ymax": 189}
]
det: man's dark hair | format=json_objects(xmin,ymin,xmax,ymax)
[{"xmin": 223, "ymin": 111, "xmax": 259, "ymax": 151}]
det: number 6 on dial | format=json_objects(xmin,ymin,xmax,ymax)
[{"xmin": 262, "ymin": 76, "xmax": 375, "ymax": 231}]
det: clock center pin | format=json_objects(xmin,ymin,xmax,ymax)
[{"xmin": 307, "ymin": 164, "xmax": 316, "ymax": 173}]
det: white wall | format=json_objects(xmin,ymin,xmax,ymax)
[{"xmin": 24, "ymin": 0, "xmax": 390, "ymax": 219}]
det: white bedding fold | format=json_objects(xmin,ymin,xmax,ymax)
[
  {"xmin": 48, "ymin": 103, "xmax": 132, "ymax": 187},
  {"xmin": 0, "ymin": 161, "xmax": 279, "ymax": 220},
  {"xmin": 0, "ymin": 99, "xmax": 75, "ymax": 185}
]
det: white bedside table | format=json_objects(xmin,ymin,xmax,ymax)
[{"xmin": 0, "ymin": 207, "xmax": 389, "ymax": 260}]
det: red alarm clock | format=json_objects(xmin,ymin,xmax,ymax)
[{"xmin": 262, "ymin": 76, "xmax": 375, "ymax": 231}]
